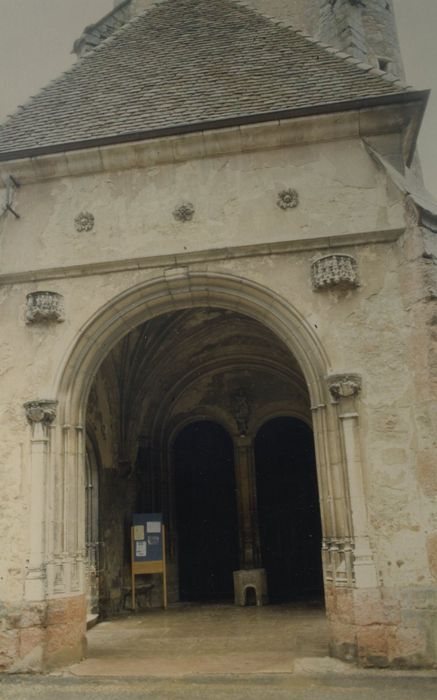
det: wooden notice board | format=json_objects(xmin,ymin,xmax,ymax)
[{"xmin": 131, "ymin": 513, "xmax": 167, "ymax": 609}]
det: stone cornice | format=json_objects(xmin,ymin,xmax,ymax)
[
  {"xmin": 0, "ymin": 228, "xmax": 402, "ymax": 286},
  {"xmin": 0, "ymin": 100, "xmax": 423, "ymax": 187}
]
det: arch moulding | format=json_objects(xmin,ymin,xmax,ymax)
[{"xmin": 54, "ymin": 270, "xmax": 331, "ymax": 426}]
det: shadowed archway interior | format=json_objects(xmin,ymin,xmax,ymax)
[
  {"xmin": 255, "ymin": 417, "xmax": 323, "ymax": 603},
  {"xmin": 84, "ymin": 306, "xmax": 321, "ymax": 613},
  {"xmin": 174, "ymin": 421, "xmax": 239, "ymax": 602}
]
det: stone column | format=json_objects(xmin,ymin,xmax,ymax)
[
  {"xmin": 327, "ymin": 374, "xmax": 377, "ymax": 588},
  {"xmin": 23, "ymin": 399, "xmax": 57, "ymax": 601},
  {"xmin": 60, "ymin": 424, "xmax": 86, "ymax": 595},
  {"xmin": 234, "ymin": 436, "xmax": 261, "ymax": 570}
]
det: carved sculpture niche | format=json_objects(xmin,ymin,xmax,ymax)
[
  {"xmin": 312, "ymin": 254, "xmax": 359, "ymax": 291},
  {"xmin": 25, "ymin": 291, "xmax": 65, "ymax": 324}
]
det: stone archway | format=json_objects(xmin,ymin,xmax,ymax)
[{"xmin": 25, "ymin": 270, "xmax": 377, "ymax": 668}]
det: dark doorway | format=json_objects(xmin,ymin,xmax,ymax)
[
  {"xmin": 255, "ymin": 417, "xmax": 323, "ymax": 603},
  {"xmin": 174, "ymin": 421, "xmax": 239, "ymax": 602}
]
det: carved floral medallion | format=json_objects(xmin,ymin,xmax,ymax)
[
  {"xmin": 173, "ymin": 203, "xmax": 195, "ymax": 222},
  {"xmin": 277, "ymin": 189, "xmax": 299, "ymax": 210},
  {"xmin": 74, "ymin": 211, "xmax": 95, "ymax": 232}
]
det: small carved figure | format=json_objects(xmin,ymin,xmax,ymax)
[{"xmin": 232, "ymin": 388, "xmax": 251, "ymax": 436}]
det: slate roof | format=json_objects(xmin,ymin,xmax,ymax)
[{"xmin": 0, "ymin": 0, "xmax": 412, "ymax": 160}]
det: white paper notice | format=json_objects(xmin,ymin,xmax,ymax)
[
  {"xmin": 135, "ymin": 541, "xmax": 147, "ymax": 558},
  {"xmin": 133, "ymin": 525, "xmax": 145, "ymax": 540},
  {"xmin": 147, "ymin": 521, "xmax": 161, "ymax": 534}
]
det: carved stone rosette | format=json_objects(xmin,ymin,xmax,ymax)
[
  {"xmin": 277, "ymin": 189, "xmax": 299, "ymax": 210},
  {"xmin": 26, "ymin": 291, "xmax": 65, "ymax": 324},
  {"xmin": 24, "ymin": 399, "xmax": 58, "ymax": 425},
  {"xmin": 327, "ymin": 374, "xmax": 362, "ymax": 401},
  {"xmin": 74, "ymin": 211, "xmax": 95, "ymax": 232},
  {"xmin": 173, "ymin": 203, "xmax": 195, "ymax": 222},
  {"xmin": 311, "ymin": 254, "xmax": 358, "ymax": 291}
]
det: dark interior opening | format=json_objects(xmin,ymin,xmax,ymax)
[
  {"xmin": 174, "ymin": 421, "xmax": 239, "ymax": 602},
  {"xmin": 245, "ymin": 586, "xmax": 257, "ymax": 607},
  {"xmin": 255, "ymin": 417, "xmax": 323, "ymax": 603}
]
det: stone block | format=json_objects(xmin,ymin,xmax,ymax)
[
  {"xmin": 19, "ymin": 603, "xmax": 47, "ymax": 629},
  {"xmin": 356, "ymin": 624, "xmax": 391, "ymax": 667},
  {"xmin": 353, "ymin": 589, "xmax": 385, "ymax": 626},
  {"xmin": 19, "ymin": 626, "xmax": 45, "ymax": 659},
  {"xmin": 0, "ymin": 630, "xmax": 19, "ymax": 670},
  {"xmin": 426, "ymin": 533, "xmax": 437, "ymax": 580},
  {"xmin": 333, "ymin": 587, "xmax": 355, "ymax": 623},
  {"xmin": 388, "ymin": 626, "xmax": 427, "ymax": 661},
  {"xmin": 416, "ymin": 451, "xmax": 437, "ymax": 496}
]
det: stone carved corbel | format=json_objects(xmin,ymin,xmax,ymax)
[
  {"xmin": 312, "ymin": 254, "xmax": 358, "ymax": 291},
  {"xmin": 327, "ymin": 374, "xmax": 362, "ymax": 401},
  {"xmin": 26, "ymin": 291, "xmax": 65, "ymax": 324}
]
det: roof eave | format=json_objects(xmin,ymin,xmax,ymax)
[{"xmin": 0, "ymin": 90, "xmax": 428, "ymax": 164}]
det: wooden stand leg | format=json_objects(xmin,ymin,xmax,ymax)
[
  {"xmin": 131, "ymin": 528, "xmax": 136, "ymax": 611},
  {"xmin": 162, "ymin": 525, "xmax": 168, "ymax": 609}
]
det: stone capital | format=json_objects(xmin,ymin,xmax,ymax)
[
  {"xmin": 24, "ymin": 400, "xmax": 58, "ymax": 425},
  {"xmin": 326, "ymin": 374, "xmax": 362, "ymax": 401}
]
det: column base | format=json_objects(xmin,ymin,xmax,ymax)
[
  {"xmin": 326, "ymin": 583, "xmax": 437, "ymax": 668},
  {"xmin": 0, "ymin": 594, "xmax": 87, "ymax": 673},
  {"xmin": 233, "ymin": 569, "xmax": 268, "ymax": 606}
]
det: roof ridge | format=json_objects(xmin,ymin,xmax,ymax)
[{"xmin": 232, "ymin": 0, "xmax": 411, "ymax": 92}]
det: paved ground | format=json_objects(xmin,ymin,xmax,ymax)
[
  {"xmin": 1, "ymin": 671, "xmax": 437, "ymax": 700},
  {"xmin": 1, "ymin": 604, "xmax": 436, "ymax": 699},
  {"xmin": 69, "ymin": 602, "xmax": 329, "ymax": 677}
]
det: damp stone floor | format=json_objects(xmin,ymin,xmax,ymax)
[{"xmin": 68, "ymin": 602, "xmax": 328, "ymax": 677}]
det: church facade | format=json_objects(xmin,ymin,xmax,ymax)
[{"xmin": 0, "ymin": 0, "xmax": 436, "ymax": 672}]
